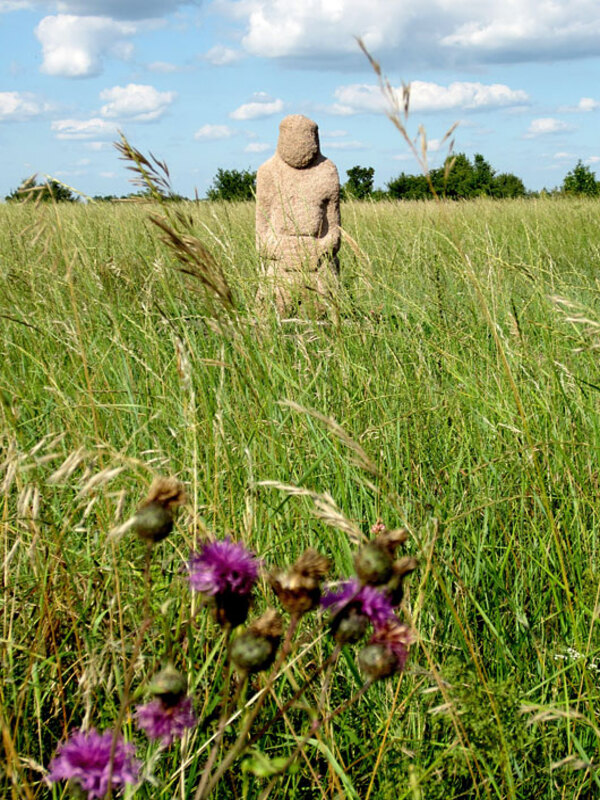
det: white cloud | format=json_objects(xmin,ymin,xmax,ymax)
[
  {"xmin": 194, "ymin": 124, "xmax": 235, "ymax": 140},
  {"xmin": 323, "ymin": 129, "xmax": 348, "ymax": 138},
  {"xmin": 562, "ymin": 97, "xmax": 600, "ymax": 112},
  {"xmin": 0, "ymin": 91, "xmax": 53, "ymax": 121},
  {"xmin": 244, "ymin": 141, "xmax": 271, "ymax": 152},
  {"xmin": 35, "ymin": 15, "xmax": 136, "ymax": 78},
  {"xmin": 553, "ymin": 151, "xmax": 575, "ymax": 159},
  {"xmin": 586, "ymin": 156, "xmax": 600, "ymax": 164},
  {"xmin": 51, "ymin": 117, "xmax": 118, "ymax": 140},
  {"xmin": 204, "ymin": 45, "xmax": 243, "ymax": 65},
  {"xmin": 230, "ymin": 93, "xmax": 284, "ymax": 120},
  {"xmin": 321, "ymin": 139, "xmax": 366, "ymax": 150},
  {"xmin": 100, "ymin": 171, "xmax": 117, "ymax": 178},
  {"xmin": 330, "ymin": 80, "xmax": 528, "ymax": 116},
  {"xmin": 100, "ymin": 84, "xmax": 176, "ymax": 121},
  {"xmin": 0, "ymin": 1, "xmax": 31, "ymax": 11},
  {"xmin": 224, "ymin": 0, "xmax": 600, "ymax": 67},
  {"xmin": 147, "ymin": 60, "xmax": 179, "ymax": 73},
  {"xmin": 525, "ymin": 118, "xmax": 573, "ymax": 138}
]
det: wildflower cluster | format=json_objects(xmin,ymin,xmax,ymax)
[
  {"xmin": 322, "ymin": 522, "xmax": 417, "ymax": 679},
  {"xmin": 47, "ymin": 479, "xmax": 417, "ymax": 799}
]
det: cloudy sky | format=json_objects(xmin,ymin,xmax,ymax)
[{"xmin": 1, "ymin": 0, "xmax": 600, "ymax": 198}]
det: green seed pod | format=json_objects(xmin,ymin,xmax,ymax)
[
  {"xmin": 132, "ymin": 502, "xmax": 173, "ymax": 543},
  {"xmin": 331, "ymin": 608, "xmax": 369, "ymax": 645},
  {"xmin": 358, "ymin": 643, "xmax": 397, "ymax": 680},
  {"xmin": 149, "ymin": 664, "xmax": 187, "ymax": 706},
  {"xmin": 354, "ymin": 542, "xmax": 393, "ymax": 586},
  {"xmin": 230, "ymin": 632, "xmax": 275, "ymax": 673}
]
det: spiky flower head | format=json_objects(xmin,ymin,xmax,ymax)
[
  {"xmin": 270, "ymin": 548, "xmax": 330, "ymax": 614},
  {"xmin": 188, "ymin": 538, "xmax": 259, "ymax": 626},
  {"xmin": 359, "ymin": 621, "xmax": 415, "ymax": 680},
  {"xmin": 188, "ymin": 538, "xmax": 258, "ymax": 597},
  {"xmin": 148, "ymin": 663, "xmax": 187, "ymax": 706},
  {"xmin": 230, "ymin": 609, "xmax": 283, "ymax": 673},
  {"xmin": 47, "ymin": 728, "xmax": 140, "ymax": 799},
  {"xmin": 322, "ymin": 579, "xmax": 394, "ymax": 630},
  {"xmin": 135, "ymin": 696, "xmax": 196, "ymax": 746},
  {"xmin": 354, "ymin": 542, "xmax": 393, "ymax": 586},
  {"xmin": 132, "ymin": 477, "xmax": 187, "ymax": 544}
]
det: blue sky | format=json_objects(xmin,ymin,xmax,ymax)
[{"xmin": 1, "ymin": 0, "xmax": 600, "ymax": 198}]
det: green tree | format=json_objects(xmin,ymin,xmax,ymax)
[
  {"xmin": 387, "ymin": 172, "xmax": 429, "ymax": 200},
  {"xmin": 387, "ymin": 154, "xmax": 528, "ymax": 201},
  {"xmin": 562, "ymin": 160, "xmax": 599, "ymax": 196},
  {"xmin": 344, "ymin": 165, "xmax": 375, "ymax": 199},
  {"xmin": 5, "ymin": 176, "xmax": 77, "ymax": 203},
  {"xmin": 472, "ymin": 153, "xmax": 495, "ymax": 195},
  {"xmin": 492, "ymin": 173, "xmax": 526, "ymax": 198},
  {"xmin": 207, "ymin": 168, "xmax": 256, "ymax": 201}
]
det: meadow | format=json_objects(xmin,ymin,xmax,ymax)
[{"xmin": 1, "ymin": 194, "xmax": 600, "ymax": 799}]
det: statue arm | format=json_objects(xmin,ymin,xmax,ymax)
[
  {"xmin": 317, "ymin": 186, "xmax": 341, "ymax": 258},
  {"xmin": 255, "ymin": 168, "xmax": 276, "ymax": 256}
]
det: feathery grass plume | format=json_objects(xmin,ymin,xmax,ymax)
[
  {"xmin": 257, "ymin": 480, "xmax": 367, "ymax": 545},
  {"xmin": 357, "ymin": 37, "xmax": 458, "ymax": 200},
  {"xmin": 114, "ymin": 132, "xmax": 234, "ymax": 309}
]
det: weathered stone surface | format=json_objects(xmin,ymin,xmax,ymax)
[{"xmin": 256, "ymin": 114, "xmax": 341, "ymax": 314}]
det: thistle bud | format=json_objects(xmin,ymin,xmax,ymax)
[
  {"xmin": 358, "ymin": 643, "xmax": 397, "ymax": 680},
  {"xmin": 375, "ymin": 527, "xmax": 408, "ymax": 555},
  {"xmin": 354, "ymin": 542, "xmax": 393, "ymax": 586},
  {"xmin": 386, "ymin": 556, "xmax": 418, "ymax": 606},
  {"xmin": 230, "ymin": 632, "xmax": 275, "ymax": 673},
  {"xmin": 132, "ymin": 502, "xmax": 173, "ymax": 543},
  {"xmin": 230, "ymin": 609, "xmax": 283, "ymax": 673},
  {"xmin": 270, "ymin": 549, "xmax": 330, "ymax": 615},
  {"xmin": 330, "ymin": 607, "xmax": 368, "ymax": 644},
  {"xmin": 132, "ymin": 477, "xmax": 186, "ymax": 544},
  {"xmin": 148, "ymin": 664, "xmax": 187, "ymax": 707}
]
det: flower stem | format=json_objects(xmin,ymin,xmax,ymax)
[
  {"xmin": 197, "ymin": 614, "xmax": 300, "ymax": 798},
  {"xmin": 106, "ymin": 541, "xmax": 154, "ymax": 800},
  {"xmin": 257, "ymin": 679, "xmax": 374, "ymax": 800}
]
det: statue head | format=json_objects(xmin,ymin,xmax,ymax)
[{"xmin": 277, "ymin": 114, "xmax": 320, "ymax": 169}]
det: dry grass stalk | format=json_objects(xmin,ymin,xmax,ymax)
[
  {"xmin": 280, "ymin": 399, "xmax": 379, "ymax": 476},
  {"xmin": 114, "ymin": 133, "xmax": 234, "ymax": 309}
]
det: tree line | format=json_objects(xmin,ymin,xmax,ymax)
[{"xmin": 5, "ymin": 157, "xmax": 600, "ymax": 203}]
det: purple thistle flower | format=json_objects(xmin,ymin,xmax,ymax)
[
  {"xmin": 47, "ymin": 728, "xmax": 140, "ymax": 799},
  {"xmin": 370, "ymin": 621, "xmax": 415, "ymax": 672},
  {"xmin": 135, "ymin": 695, "xmax": 196, "ymax": 746},
  {"xmin": 188, "ymin": 538, "xmax": 259, "ymax": 597},
  {"xmin": 321, "ymin": 579, "xmax": 394, "ymax": 629}
]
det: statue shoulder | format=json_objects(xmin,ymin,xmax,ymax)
[
  {"xmin": 257, "ymin": 156, "xmax": 278, "ymax": 177},
  {"xmin": 320, "ymin": 157, "xmax": 340, "ymax": 177}
]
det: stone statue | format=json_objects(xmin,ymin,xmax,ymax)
[{"xmin": 256, "ymin": 114, "xmax": 341, "ymax": 314}]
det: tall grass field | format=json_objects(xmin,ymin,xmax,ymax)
[{"xmin": 1, "ymin": 195, "xmax": 600, "ymax": 799}]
